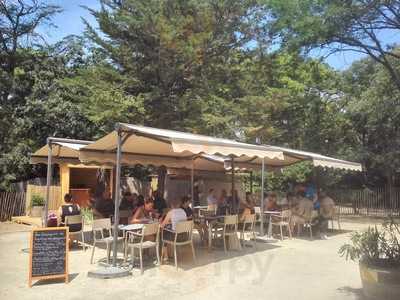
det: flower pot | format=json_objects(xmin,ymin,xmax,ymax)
[
  {"xmin": 359, "ymin": 261, "xmax": 400, "ymax": 299},
  {"xmin": 30, "ymin": 206, "xmax": 44, "ymax": 218}
]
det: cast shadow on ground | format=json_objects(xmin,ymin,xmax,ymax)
[
  {"xmin": 88, "ymin": 236, "xmax": 281, "ymax": 273},
  {"xmin": 32, "ymin": 273, "xmax": 79, "ymax": 287},
  {"xmin": 291, "ymin": 228, "xmax": 353, "ymax": 242},
  {"xmin": 337, "ymin": 286, "xmax": 366, "ymax": 300}
]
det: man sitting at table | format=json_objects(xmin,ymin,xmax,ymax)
[
  {"xmin": 119, "ymin": 191, "xmax": 137, "ymax": 210},
  {"xmin": 129, "ymin": 198, "xmax": 156, "ymax": 224},
  {"xmin": 314, "ymin": 190, "xmax": 335, "ymax": 240},
  {"xmin": 161, "ymin": 198, "xmax": 188, "ymax": 263},
  {"xmin": 181, "ymin": 195, "xmax": 208, "ymax": 244},
  {"xmin": 265, "ymin": 192, "xmax": 279, "ymax": 211},
  {"xmin": 290, "ymin": 191, "xmax": 313, "ymax": 233}
]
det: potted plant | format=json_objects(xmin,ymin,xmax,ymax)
[
  {"xmin": 30, "ymin": 194, "xmax": 45, "ymax": 218},
  {"xmin": 339, "ymin": 219, "xmax": 400, "ymax": 299}
]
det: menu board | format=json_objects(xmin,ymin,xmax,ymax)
[{"xmin": 29, "ymin": 227, "xmax": 69, "ymax": 287}]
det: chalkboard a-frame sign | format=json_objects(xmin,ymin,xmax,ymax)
[{"xmin": 29, "ymin": 227, "xmax": 69, "ymax": 287}]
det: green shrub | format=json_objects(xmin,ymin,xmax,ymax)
[
  {"xmin": 31, "ymin": 194, "xmax": 45, "ymax": 207},
  {"xmin": 339, "ymin": 218, "xmax": 400, "ymax": 268},
  {"xmin": 81, "ymin": 207, "xmax": 93, "ymax": 224}
]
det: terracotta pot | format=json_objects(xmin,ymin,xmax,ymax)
[
  {"xmin": 359, "ymin": 260, "xmax": 400, "ymax": 299},
  {"xmin": 30, "ymin": 206, "xmax": 43, "ymax": 218}
]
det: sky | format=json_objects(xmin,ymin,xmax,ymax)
[{"xmin": 39, "ymin": 0, "xmax": 399, "ymax": 71}]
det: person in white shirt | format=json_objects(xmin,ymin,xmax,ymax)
[{"xmin": 161, "ymin": 198, "xmax": 187, "ymax": 262}]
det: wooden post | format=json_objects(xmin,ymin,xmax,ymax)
[
  {"xmin": 44, "ymin": 140, "xmax": 53, "ymax": 227},
  {"xmin": 60, "ymin": 164, "xmax": 70, "ymax": 205}
]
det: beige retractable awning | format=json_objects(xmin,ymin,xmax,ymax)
[
  {"xmin": 228, "ymin": 145, "xmax": 362, "ymax": 172},
  {"xmin": 30, "ymin": 124, "xmax": 362, "ymax": 172},
  {"xmin": 78, "ymin": 123, "xmax": 285, "ymax": 167},
  {"xmin": 30, "ymin": 140, "xmax": 93, "ymax": 165}
]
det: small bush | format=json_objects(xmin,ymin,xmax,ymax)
[
  {"xmin": 339, "ymin": 218, "xmax": 400, "ymax": 268},
  {"xmin": 81, "ymin": 207, "xmax": 93, "ymax": 224},
  {"xmin": 31, "ymin": 194, "xmax": 45, "ymax": 207}
]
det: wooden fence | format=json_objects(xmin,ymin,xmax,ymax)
[
  {"xmin": 328, "ymin": 187, "xmax": 400, "ymax": 217},
  {"xmin": 26, "ymin": 185, "xmax": 61, "ymax": 213},
  {"xmin": 0, "ymin": 192, "xmax": 26, "ymax": 221}
]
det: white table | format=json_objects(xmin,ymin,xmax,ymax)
[{"xmin": 264, "ymin": 210, "xmax": 282, "ymax": 238}]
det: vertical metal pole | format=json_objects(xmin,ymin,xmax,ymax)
[
  {"xmin": 191, "ymin": 159, "xmax": 194, "ymax": 204},
  {"xmin": 231, "ymin": 157, "xmax": 235, "ymax": 213},
  {"xmin": 43, "ymin": 139, "xmax": 52, "ymax": 227},
  {"xmin": 260, "ymin": 157, "xmax": 265, "ymax": 236},
  {"xmin": 112, "ymin": 129, "xmax": 123, "ymax": 266}
]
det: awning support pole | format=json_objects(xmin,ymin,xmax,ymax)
[
  {"xmin": 231, "ymin": 157, "xmax": 235, "ymax": 213},
  {"xmin": 191, "ymin": 159, "xmax": 194, "ymax": 204},
  {"xmin": 260, "ymin": 157, "xmax": 265, "ymax": 236},
  {"xmin": 43, "ymin": 138, "xmax": 53, "ymax": 227},
  {"xmin": 112, "ymin": 126, "xmax": 123, "ymax": 266}
]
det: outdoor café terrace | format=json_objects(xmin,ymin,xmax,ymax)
[{"xmin": 29, "ymin": 122, "xmax": 362, "ymax": 276}]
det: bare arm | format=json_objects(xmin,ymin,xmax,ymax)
[
  {"xmin": 161, "ymin": 211, "xmax": 172, "ymax": 228},
  {"xmin": 130, "ymin": 207, "xmax": 144, "ymax": 224}
]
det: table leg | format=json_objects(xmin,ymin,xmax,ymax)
[
  {"xmin": 208, "ymin": 222, "xmax": 212, "ymax": 251},
  {"xmin": 268, "ymin": 215, "xmax": 273, "ymax": 238}
]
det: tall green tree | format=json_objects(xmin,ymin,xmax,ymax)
[
  {"xmin": 84, "ymin": 0, "xmax": 260, "ymax": 134},
  {"xmin": 263, "ymin": 0, "xmax": 400, "ymax": 89}
]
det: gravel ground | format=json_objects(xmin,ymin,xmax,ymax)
[{"xmin": 0, "ymin": 220, "xmax": 371, "ymax": 300}]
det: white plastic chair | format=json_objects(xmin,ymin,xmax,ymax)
[
  {"xmin": 125, "ymin": 222, "xmax": 160, "ymax": 274},
  {"xmin": 215, "ymin": 215, "xmax": 241, "ymax": 253},
  {"xmin": 271, "ymin": 210, "xmax": 292, "ymax": 241},
  {"xmin": 90, "ymin": 218, "xmax": 124, "ymax": 264},
  {"xmin": 65, "ymin": 215, "xmax": 86, "ymax": 250},
  {"xmin": 162, "ymin": 220, "xmax": 196, "ymax": 269},
  {"xmin": 239, "ymin": 214, "xmax": 257, "ymax": 248}
]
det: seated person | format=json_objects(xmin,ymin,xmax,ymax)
[
  {"xmin": 314, "ymin": 190, "xmax": 336, "ymax": 239},
  {"xmin": 218, "ymin": 189, "xmax": 228, "ymax": 206},
  {"xmin": 153, "ymin": 189, "xmax": 167, "ymax": 215},
  {"xmin": 129, "ymin": 197, "xmax": 155, "ymax": 224},
  {"xmin": 161, "ymin": 198, "xmax": 187, "ymax": 262},
  {"xmin": 286, "ymin": 192, "xmax": 297, "ymax": 208},
  {"xmin": 94, "ymin": 190, "xmax": 115, "ymax": 218},
  {"xmin": 239, "ymin": 192, "xmax": 255, "ymax": 223},
  {"xmin": 58, "ymin": 193, "xmax": 82, "ymax": 232},
  {"xmin": 265, "ymin": 192, "xmax": 279, "ymax": 211},
  {"xmin": 207, "ymin": 188, "xmax": 217, "ymax": 211},
  {"xmin": 227, "ymin": 189, "xmax": 240, "ymax": 213},
  {"xmin": 181, "ymin": 196, "xmax": 208, "ymax": 244},
  {"xmin": 290, "ymin": 191, "xmax": 314, "ymax": 232},
  {"xmin": 119, "ymin": 191, "xmax": 138, "ymax": 210},
  {"xmin": 180, "ymin": 196, "xmax": 193, "ymax": 219}
]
